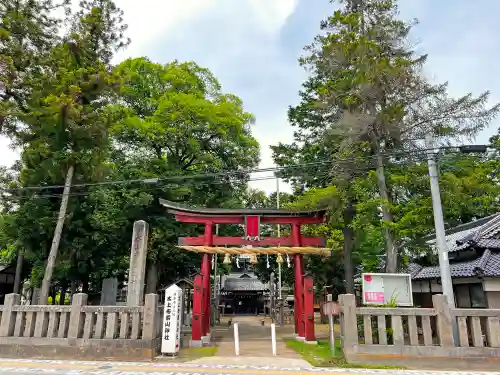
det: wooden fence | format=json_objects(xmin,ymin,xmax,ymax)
[
  {"xmin": 0, "ymin": 292, "xmax": 160, "ymax": 360},
  {"xmin": 339, "ymin": 293, "xmax": 500, "ymax": 369}
]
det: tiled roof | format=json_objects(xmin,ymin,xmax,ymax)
[
  {"xmin": 222, "ymin": 278, "xmax": 268, "ymax": 291},
  {"xmin": 426, "ymin": 214, "xmax": 500, "ymax": 253},
  {"xmin": 410, "ymin": 250, "xmax": 500, "ymax": 280},
  {"xmin": 407, "ymin": 262, "xmax": 423, "ymax": 278}
]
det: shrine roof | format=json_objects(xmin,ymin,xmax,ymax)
[
  {"xmin": 223, "ymin": 278, "xmax": 268, "ymax": 292},
  {"xmin": 159, "ymin": 199, "xmax": 327, "ymax": 217}
]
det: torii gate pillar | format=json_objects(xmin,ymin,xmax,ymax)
[{"xmin": 201, "ymin": 224, "xmax": 213, "ymax": 342}]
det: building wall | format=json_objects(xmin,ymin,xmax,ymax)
[
  {"xmin": 483, "ymin": 278, "xmax": 500, "ymax": 308},
  {"xmin": 412, "ymin": 277, "xmax": 500, "ymax": 308},
  {"xmin": 486, "ymin": 292, "xmax": 500, "ymax": 308}
]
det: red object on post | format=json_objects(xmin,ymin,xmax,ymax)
[
  {"xmin": 201, "ymin": 254, "xmax": 212, "ymax": 336},
  {"xmin": 300, "ymin": 255, "xmax": 306, "ymax": 336},
  {"xmin": 201, "ymin": 224, "xmax": 213, "ymax": 336},
  {"xmin": 291, "ymin": 223, "xmax": 302, "ymax": 247},
  {"xmin": 245, "ymin": 216, "xmax": 260, "ymax": 239},
  {"xmin": 191, "ymin": 274, "xmax": 203, "ymax": 341},
  {"xmin": 303, "ymin": 274, "xmax": 316, "ymax": 342},
  {"xmin": 294, "ymin": 254, "xmax": 305, "ymax": 338}
]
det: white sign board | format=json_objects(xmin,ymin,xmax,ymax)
[
  {"xmin": 362, "ymin": 273, "xmax": 413, "ymax": 306},
  {"xmin": 161, "ymin": 284, "xmax": 183, "ymax": 354}
]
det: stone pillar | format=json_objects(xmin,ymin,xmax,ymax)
[
  {"xmin": 68, "ymin": 293, "xmax": 87, "ymax": 339},
  {"xmin": 127, "ymin": 220, "xmax": 149, "ymax": 306},
  {"xmin": 142, "ymin": 293, "xmax": 158, "ymax": 340},
  {"xmin": 0, "ymin": 293, "xmax": 20, "ymax": 336},
  {"xmin": 339, "ymin": 294, "xmax": 358, "ymax": 351},
  {"xmin": 303, "ymin": 274, "xmax": 316, "ymax": 343},
  {"xmin": 433, "ymin": 294, "xmax": 454, "ymax": 347},
  {"xmin": 31, "ymin": 288, "xmax": 40, "ymax": 305},
  {"xmin": 190, "ymin": 274, "xmax": 203, "ymax": 347},
  {"xmin": 180, "ymin": 283, "xmax": 187, "ymax": 326},
  {"xmin": 100, "ymin": 278, "xmax": 118, "ymax": 305}
]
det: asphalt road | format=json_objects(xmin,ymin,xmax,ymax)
[{"xmin": 0, "ymin": 359, "xmax": 499, "ymax": 375}]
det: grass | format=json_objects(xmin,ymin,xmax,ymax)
[
  {"xmin": 284, "ymin": 339, "xmax": 405, "ymax": 369},
  {"xmin": 175, "ymin": 346, "xmax": 218, "ymax": 361}
]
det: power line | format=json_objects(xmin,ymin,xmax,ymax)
[
  {"xmin": 0, "ymin": 147, "xmax": 490, "ymax": 202},
  {"xmin": 0, "ymin": 146, "xmax": 482, "ymax": 194},
  {"xmin": 0, "ymin": 175, "xmax": 295, "ymax": 201}
]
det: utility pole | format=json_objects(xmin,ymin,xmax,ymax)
[
  {"xmin": 40, "ymin": 164, "xmax": 75, "ymax": 304},
  {"xmin": 425, "ymin": 134, "xmax": 458, "ymax": 344}
]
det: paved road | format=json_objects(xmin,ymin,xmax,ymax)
[{"xmin": 0, "ymin": 359, "xmax": 499, "ymax": 375}]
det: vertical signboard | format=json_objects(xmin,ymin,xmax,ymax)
[{"xmin": 161, "ymin": 284, "xmax": 183, "ymax": 354}]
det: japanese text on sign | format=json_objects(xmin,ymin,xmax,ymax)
[
  {"xmin": 161, "ymin": 284, "xmax": 183, "ymax": 354},
  {"xmin": 364, "ymin": 292, "xmax": 384, "ymax": 303}
]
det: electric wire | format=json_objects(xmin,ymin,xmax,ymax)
[
  {"xmin": 0, "ymin": 149, "xmax": 488, "ymax": 202},
  {"xmin": 0, "ymin": 145, "xmax": 480, "ymax": 194},
  {"xmin": 0, "ymin": 171, "xmax": 336, "ymax": 201}
]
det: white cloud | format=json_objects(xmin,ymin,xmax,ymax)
[
  {"xmin": 248, "ymin": 0, "xmax": 298, "ymax": 35},
  {"xmin": 0, "ymin": 0, "xmax": 298, "ymax": 195},
  {"xmin": 113, "ymin": 0, "xmax": 218, "ymax": 61}
]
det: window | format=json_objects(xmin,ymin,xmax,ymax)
[{"xmin": 469, "ymin": 284, "xmax": 487, "ymax": 308}]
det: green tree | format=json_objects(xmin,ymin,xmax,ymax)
[
  {"xmin": 9, "ymin": 0, "xmax": 128, "ymax": 302},
  {"xmin": 0, "ymin": 0, "xmax": 69, "ymax": 133},
  {"xmin": 275, "ymin": 0, "xmax": 500, "ymax": 277},
  {"xmin": 94, "ymin": 57, "xmax": 260, "ymax": 291}
]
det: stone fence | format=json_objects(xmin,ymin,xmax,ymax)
[
  {"xmin": 0, "ymin": 292, "xmax": 162, "ymax": 361},
  {"xmin": 339, "ymin": 293, "xmax": 500, "ymax": 369}
]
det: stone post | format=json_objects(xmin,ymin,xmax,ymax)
[
  {"xmin": 339, "ymin": 294, "xmax": 358, "ymax": 350},
  {"xmin": 100, "ymin": 278, "xmax": 118, "ymax": 305},
  {"xmin": 432, "ymin": 294, "xmax": 454, "ymax": 347},
  {"xmin": 0, "ymin": 293, "xmax": 20, "ymax": 336},
  {"xmin": 68, "ymin": 293, "xmax": 87, "ymax": 339},
  {"xmin": 127, "ymin": 220, "xmax": 149, "ymax": 306},
  {"xmin": 142, "ymin": 293, "xmax": 158, "ymax": 340},
  {"xmin": 31, "ymin": 288, "xmax": 40, "ymax": 305}
]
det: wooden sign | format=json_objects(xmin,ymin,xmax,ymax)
[{"xmin": 322, "ymin": 301, "xmax": 340, "ymax": 316}]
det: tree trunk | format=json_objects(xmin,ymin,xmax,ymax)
[
  {"xmin": 343, "ymin": 200, "xmax": 356, "ymax": 294},
  {"xmin": 70, "ymin": 281, "xmax": 77, "ymax": 302},
  {"xmin": 13, "ymin": 249, "xmax": 24, "ymax": 294},
  {"xmin": 40, "ymin": 164, "xmax": 74, "ymax": 304},
  {"xmin": 82, "ymin": 273, "xmax": 89, "ymax": 294},
  {"xmin": 372, "ymin": 140, "xmax": 398, "ymax": 273},
  {"xmin": 146, "ymin": 261, "xmax": 158, "ymax": 294}
]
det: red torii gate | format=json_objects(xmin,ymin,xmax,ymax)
[{"xmin": 159, "ymin": 199, "xmax": 329, "ymax": 346}]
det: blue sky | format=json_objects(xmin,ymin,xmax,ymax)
[{"xmin": 2, "ymin": 0, "xmax": 499, "ymax": 193}]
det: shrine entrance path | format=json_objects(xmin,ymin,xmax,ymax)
[{"xmin": 188, "ymin": 316, "xmax": 310, "ymax": 367}]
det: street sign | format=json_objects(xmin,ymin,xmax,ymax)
[
  {"xmin": 322, "ymin": 301, "xmax": 340, "ymax": 316},
  {"xmin": 161, "ymin": 284, "xmax": 183, "ymax": 354},
  {"xmin": 362, "ymin": 273, "xmax": 413, "ymax": 306}
]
